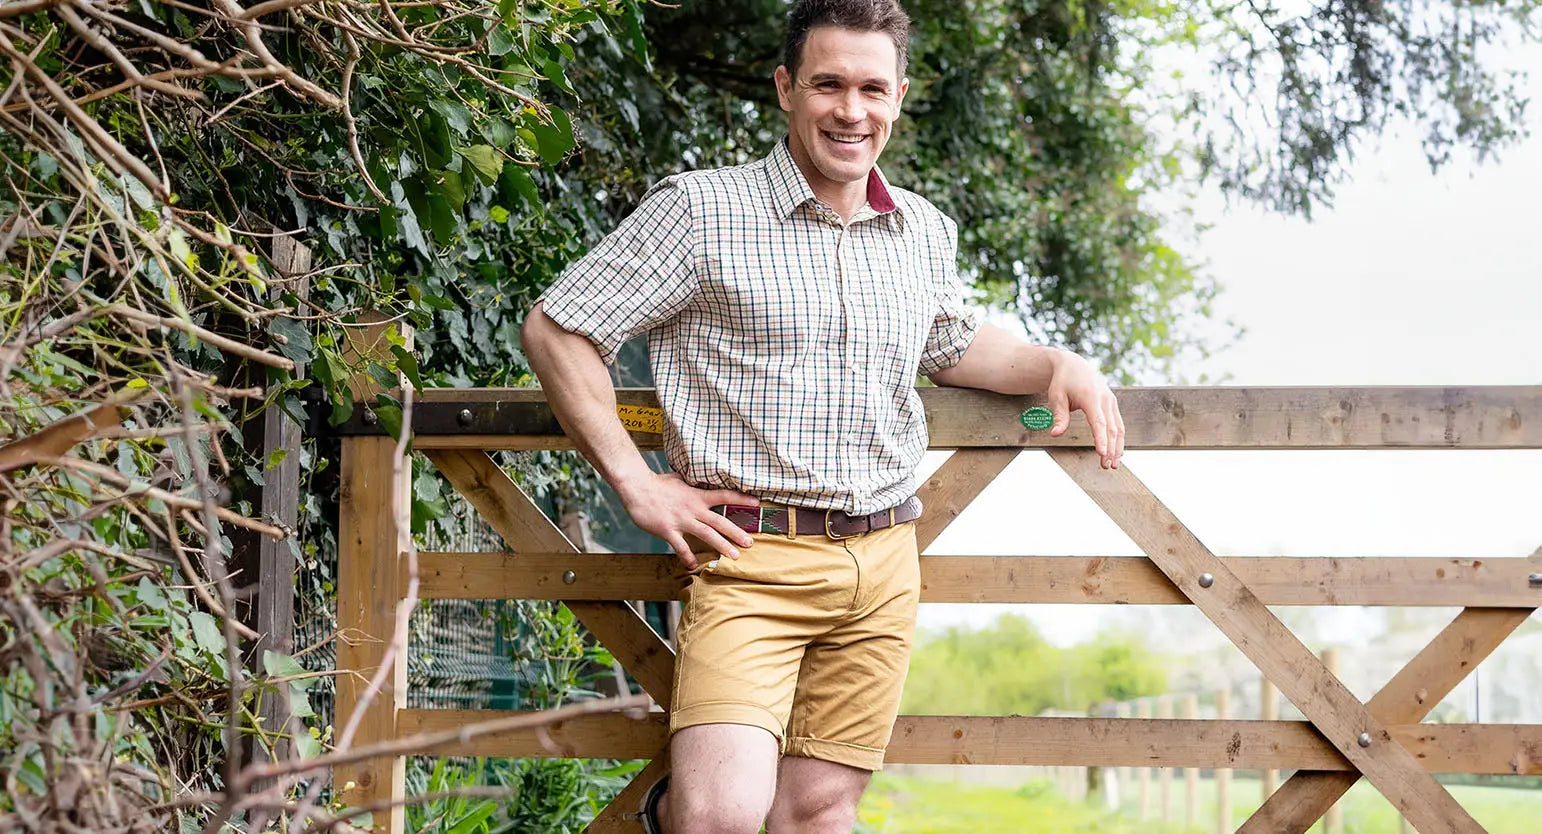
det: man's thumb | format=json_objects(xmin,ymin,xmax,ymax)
[{"xmin": 1049, "ymin": 392, "xmax": 1070, "ymax": 437}]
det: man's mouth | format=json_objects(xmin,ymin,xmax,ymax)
[{"xmin": 822, "ymin": 130, "xmax": 869, "ymax": 145}]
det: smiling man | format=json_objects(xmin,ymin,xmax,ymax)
[{"xmin": 520, "ymin": 1, "xmax": 1124, "ymax": 831}]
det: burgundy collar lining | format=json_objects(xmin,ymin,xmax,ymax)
[{"xmin": 866, "ymin": 169, "xmax": 896, "ymax": 213}]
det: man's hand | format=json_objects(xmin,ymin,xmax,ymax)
[
  {"xmin": 1047, "ymin": 352, "xmax": 1125, "ymax": 469},
  {"xmin": 618, "ymin": 472, "xmax": 762, "ymax": 569}
]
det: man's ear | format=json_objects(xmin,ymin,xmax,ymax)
[
  {"xmin": 895, "ymin": 76, "xmax": 910, "ymax": 113},
  {"xmin": 774, "ymin": 65, "xmax": 794, "ymax": 112}
]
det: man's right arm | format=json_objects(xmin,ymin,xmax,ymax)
[{"xmin": 520, "ymin": 302, "xmax": 757, "ymax": 568}]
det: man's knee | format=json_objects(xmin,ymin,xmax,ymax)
[
  {"xmin": 774, "ymin": 793, "xmax": 860, "ymax": 831},
  {"xmin": 667, "ymin": 724, "xmax": 779, "ymax": 833},
  {"xmin": 669, "ymin": 785, "xmax": 772, "ymax": 834}
]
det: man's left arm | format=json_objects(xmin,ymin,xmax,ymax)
[{"xmin": 928, "ymin": 323, "xmax": 1126, "ymax": 470}]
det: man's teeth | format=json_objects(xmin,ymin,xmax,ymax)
[{"xmin": 826, "ymin": 132, "xmax": 866, "ymax": 144}]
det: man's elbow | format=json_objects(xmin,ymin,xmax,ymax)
[
  {"xmin": 523, "ymin": 302, "xmax": 569, "ymax": 356},
  {"xmin": 925, "ymin": 366, "xmax": 961, "ymax": 388}
]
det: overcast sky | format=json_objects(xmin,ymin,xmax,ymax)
[{"xmin": 917, "ymin": 41, "xmax": 1542, "ymax": 660}]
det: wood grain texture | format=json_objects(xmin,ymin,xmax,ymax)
[
  {"xmin": 1050, "ymin": 448, "xmax": 1483, "ymax": 833},
  {"xmin": 410, "ymin": 552, "xmax": 1542, "ymax": 607},
  {"xmin": 334, "ymin": 437, "xmax": 408, "ymax": 833},
  {"xmin": 395, "ymin": 710, "xmax": 1542, "ymax": 774},
  {"xmin": 404, "ymin": 386, "xmax": 1542, "ymax": 449},
  {"xmin": 1242, "ymin": 599, "xmax": 1539, "ymax": 833},
  {"xmin": 913, "ymin": 449, "xmax": 1020, "ymax": 550},
  {"xmin": 425, "ymin": 449, "xmax": 676, "ymax": 707}
]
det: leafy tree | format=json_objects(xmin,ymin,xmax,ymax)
[
  {"xmin": 619, "ymin": 0, "xmax": 1537, "ymax": 380},
  {"xmin": 901, "ymin": 615, "xmax": 1168, "ymax": 715}
]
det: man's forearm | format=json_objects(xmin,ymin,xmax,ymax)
[
  {"xmin": 521, "ymin": 304, "xmax": 655, "ymax": 501},
  {"xmin": 928, "ymin": 322, "xmax": 1067, "ymax": 395}
]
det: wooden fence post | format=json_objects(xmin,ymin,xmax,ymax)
[
  {"xmin": 1115, "ymin": 701, "xmax": 1132, "ymax": 808},
  {"xmin": 1184, "ymin": 694, "xmax": 1199, "ymax": 829},
  {"xmin": 334, "ymin": 313, "xmax": 411, "ymax": 833},
  {"xmin": 232, "ymin": 232, "xmax": 310, "ymax": 766},
  {"xmin": 1261, "ymin": 675, "xmax": 1279, "ymax": 798},
  {"xmin": 1217, "ymin": 687, "xmax": 1232, "ymax": 834},
  {"xmin": 1158, "ymin": 694, "xmax": 1173, "ymax": 824},
  {"xmin": 1138, "ymin": 698, "xmax": 1151, "ymax": 819},
  {"xmin": 1322, "ymin": 648, "xmax": 1343, "ymax": 834}
]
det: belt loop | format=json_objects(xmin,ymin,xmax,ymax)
[
  {"xmin": 786, "ymin": 504, "xmax": 797, "ymax": 539},
  {"xmin": 888, "ymin": 507, "xmax": 895, "ymax": 529}
]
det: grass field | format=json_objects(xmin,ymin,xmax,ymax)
[{"xmin": 856, "ymin": 772, "xmax": 1542, "ymax": 833}]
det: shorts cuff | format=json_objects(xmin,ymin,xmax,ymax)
[
  {"xmin": 670, "ymin": 701, "xmax": 784, "ymax": 745},
  {"xmin": 783, "ymin": 736, "xmax": 886, "ymax": 771}
]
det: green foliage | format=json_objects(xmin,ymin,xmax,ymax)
[
  {"xmin": 405, "ymin": 756, "xmax": 644, "ymax": 833},
  {"xmin": 900, "ymin": 615, "xmax": 1167, "ymax": 715}
]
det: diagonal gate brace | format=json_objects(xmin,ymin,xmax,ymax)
[
  {"xmin": 1050, "ymin": 448, "xmax": 1484, "ymax": 834},
  {"xmin": 1241, "ymin": 548, "xmax": 1541, "ymax": 832}
]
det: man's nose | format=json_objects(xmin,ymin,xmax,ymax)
[{"xmin": 833, "ymin": 88, "xmax": 867, "ymax": 122}]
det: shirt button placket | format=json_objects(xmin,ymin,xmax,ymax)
[{"xmin": 833, "ymin": 220, "xmax": 855, "ymax": 488}]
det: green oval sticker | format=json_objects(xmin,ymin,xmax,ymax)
[{"xmin": 1020, "ymin": 406, "xmax": 1054, "ymax": 431}]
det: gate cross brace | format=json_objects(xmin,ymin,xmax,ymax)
[
  {"xmin": 1050, "ymin": 448, "xmax": 1485, "ymax": 833},
  {"xmin": 1240, "ymin": 550, "xmax": 1539, "ymax": 833},
  {"xmin": 425, "ymin": 449, "xmax": 676, "ymax": 707}
]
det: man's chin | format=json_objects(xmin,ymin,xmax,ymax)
[{"xmin": 812, "ymin": 158, "xmax": 874, "ymax": 185}]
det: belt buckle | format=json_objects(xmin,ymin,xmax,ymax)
[{"xmin": 824, "ymin": 509, "xmax": 860, "ymax": 540}]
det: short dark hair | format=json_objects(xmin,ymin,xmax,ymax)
[{"xmin": 783, "ymin": 0, "xmax": 911, "ymax": 79}]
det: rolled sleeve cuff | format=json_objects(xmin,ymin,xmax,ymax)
[{"xmin": 917, "ymin": 306, "xmax": 982, "ymax": 376}]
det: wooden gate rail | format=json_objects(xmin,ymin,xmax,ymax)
[
  {"xmin": 333, "ymin": 385, "xmax": 1542, "ymax": 833},
  {"xmin": 410, "ymin": 553, "xmax": 1542, "ymax": 607}
]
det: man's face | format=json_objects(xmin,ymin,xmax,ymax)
[{"xmin": 775, "ymin": 27, "xmax": 909, "ymax": 193}]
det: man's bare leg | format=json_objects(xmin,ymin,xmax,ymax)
[
  {"xmin": 764, "ymin": 755, "xmax": 872, "ymax": 833},
  {"xmin": 657, "ymin": 724, "xmax": 780, "ymax": 834}
]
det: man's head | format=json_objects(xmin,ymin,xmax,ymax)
[{"xmin": 774, "ymin": 0, "xmax": 911, "ymax": 197}]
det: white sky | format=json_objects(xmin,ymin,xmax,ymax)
[{"xmin": 916, "ymin": 41, "xmax": 1542, "ymax": 658}]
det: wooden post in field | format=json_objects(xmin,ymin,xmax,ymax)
[
  {"xmin": 1322, "ymin": 648, "xmax": 1343, "ymax": 834},
  {"xmin": 1261, "ymin": 675, "xmax": 1279, "ymax": 798},
  {"xmin": 1137, "ymin": 698, "xmax": 1151, "ymax": 819},
  {"xmin": 1184, "ymin": 694, "xmax": 1199, "ymax": 829},
  {"xmin": 1216, "ymin": 687, "xmax": 1232, "ymax": 834},
  {"xmin": 231, "ymin": 232, "xmax": 310, "ymax": 773},
  {"xmin": 1158, "ymin": 694, "xmax": 1173, "ymax": 823},
  {"xmin": 334, "ymin": 312, "xmax": 412, "ymax": 833},
  {"xmin": 1115, "ymin": 701, "xmax": 1132, "ymax": 808}
]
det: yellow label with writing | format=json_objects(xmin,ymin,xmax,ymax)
[{"xmin": 616, "ymin": 404, "xmax": 664, "ymax": 434}]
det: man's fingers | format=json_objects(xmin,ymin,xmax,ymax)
[
  {"xmin": 689, "ymin": 520, "xmax": 742, "ymax": 561},
  {"xmin": 1101, "ymin": 398, "xmax": 1120, "ymax": 469},
  {"xmin": 708, "ymin": 489, "xmax": 760, "ymax": 508},
  {"xmin": 700, "ymin": 511, "xmax": 753, "ymax": 552},
  {"xmin": 1108, "ymin": 397, "xmax": 1126, "ymax": 466},
  {"xmin": 1087, "ymin": 405, "xmax": 1110, "ymax": 467},
  {"xmin": 666, "ymin": 535, "xmax": 698, "ymax": 571}
]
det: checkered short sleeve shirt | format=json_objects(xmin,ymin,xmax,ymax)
[{"xmin": 539, "ymin": 139, "xmax": 981, "ymax": 515}]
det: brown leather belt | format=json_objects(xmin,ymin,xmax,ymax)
[{"xmin": 710, "ymin": 496, "xmax": 923, "ymax": 540}]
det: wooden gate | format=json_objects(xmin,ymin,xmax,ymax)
[{"xmin": 334, "ymin": 385, "xmax": 1542, "ymax": 832}]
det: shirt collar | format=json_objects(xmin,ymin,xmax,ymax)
[{"xmin": 765, "ymin": 137, "xmax": 903, "ymax": 228}]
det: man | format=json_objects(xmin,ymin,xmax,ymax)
[{"xmin": 520, "ymin": 0, "xmax": 1125, "ymax": 830}]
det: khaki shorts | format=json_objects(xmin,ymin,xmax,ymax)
[{"xmin": 671, "ymin": 521, "xmax": 920, "ymax": 771}]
